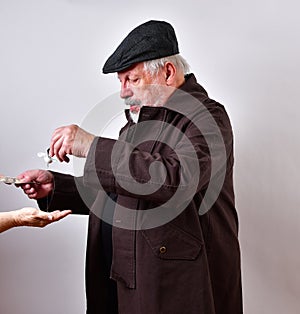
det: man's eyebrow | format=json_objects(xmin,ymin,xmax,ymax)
[{"xmin": 117, "ymin": 72, "xmax": 131, "ymax": 80}]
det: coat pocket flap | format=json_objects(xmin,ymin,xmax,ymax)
[{"xmin": 142, "ymin": 223, "xmax": 202, "ymax": 260}]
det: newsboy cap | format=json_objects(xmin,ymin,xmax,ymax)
[{"xmin": 102, "ymin": 20, "xmax": 179, "ymax": 74}]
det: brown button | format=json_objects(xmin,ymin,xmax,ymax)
[{"xmin": 159, "ymin": 246, "xmax": 167, "ymax": 254}]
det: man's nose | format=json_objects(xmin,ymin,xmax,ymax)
[{"xmin": 120, "ymin": 85, "xmax": 133, "ymax": 99}]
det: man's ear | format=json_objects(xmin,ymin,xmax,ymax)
[{"xmin": 164, "ymin": 62, "xmax": 176, "ymax": 85}]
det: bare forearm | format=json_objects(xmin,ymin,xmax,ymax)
[{"xmin": 0, "ymin": 211, "xmax": 18, "ymax": 233}]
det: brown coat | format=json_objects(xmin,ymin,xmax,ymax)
[{"xmin": 45, "ymin": 74, "xmax": 242, "ymax": 314}]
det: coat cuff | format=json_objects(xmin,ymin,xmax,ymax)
[{"xmin": 37, "ymin": 171, "xmax": 90, "ymax": 214}]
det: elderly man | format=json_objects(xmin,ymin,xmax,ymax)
[{"xmin": 18, "ymin": 20, "xmax": 242, "ymax": 314}]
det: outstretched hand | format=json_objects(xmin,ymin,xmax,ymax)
[
  {"xmin": 13, "ymin": 207, "xmax": 72, "ymax": 228},
  {"xmin": 0, "ymin": 207, "xmax": 72, "ymax": 233}
]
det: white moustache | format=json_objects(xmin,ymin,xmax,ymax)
[{"xmin": 124, "ymin": 98, "xmax": 142, "ymax": 107}]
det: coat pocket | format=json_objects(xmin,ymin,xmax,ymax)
[{"xmin": 141, "ymin": 223, "xmax": 202, "ymax": 261}]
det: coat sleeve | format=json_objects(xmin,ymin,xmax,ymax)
[
  {"xmin": 37, "ymin": 171, "xmax": 95, "ymax": 215},
  {"xmin": 83, "ymin": 107, "xmax": 231, "ymax": 208}
]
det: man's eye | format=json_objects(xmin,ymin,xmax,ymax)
[{"xmin": 130, "ymin": 78, "xmax": 139, "ymax": 84}]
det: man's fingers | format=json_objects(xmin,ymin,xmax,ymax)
[
  {"xmin": 28, "ymin": 192, "xmax": 38, "ymax": 199},
  {"xmin": 51, "ymin": 135, "xmax": 71, "ymax": 162}
]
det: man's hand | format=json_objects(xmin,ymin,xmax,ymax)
[
  {"xmin": 17, "ymin": 169, "xmax": 54, "ymax": 199},
  {"xmin": 49, "ymin": 124, "xmax": 95, "ymax": 162},
  {"xmin": 13, "ymin": 207, "xmax": 72, "ymax": 228}
]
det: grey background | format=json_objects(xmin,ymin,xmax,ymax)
[{"xmin": 0, "ymin": 0, "xmax": 299, "ymax": 313}]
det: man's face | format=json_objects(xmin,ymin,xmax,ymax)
[{"xmin": 117, "ymin": 63, "xmax": 167, "ymax": 114}]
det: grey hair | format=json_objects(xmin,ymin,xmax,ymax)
[{"xmin": 143, "ymin": 54, "xmax": 190, "ymax": 76}]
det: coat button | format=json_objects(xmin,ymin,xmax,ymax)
[{"xmin": 159, "ymin": 246, "xmax": 167, "ymax": 254}]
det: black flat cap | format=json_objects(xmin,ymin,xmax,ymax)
[{"xmin": 102, "ymin": 20, "xmax": 179, "ymax": 74}]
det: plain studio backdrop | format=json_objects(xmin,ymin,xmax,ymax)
[{"xmin": 0, "ymin": 1, "xmax": 299, "ymax": 313}]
